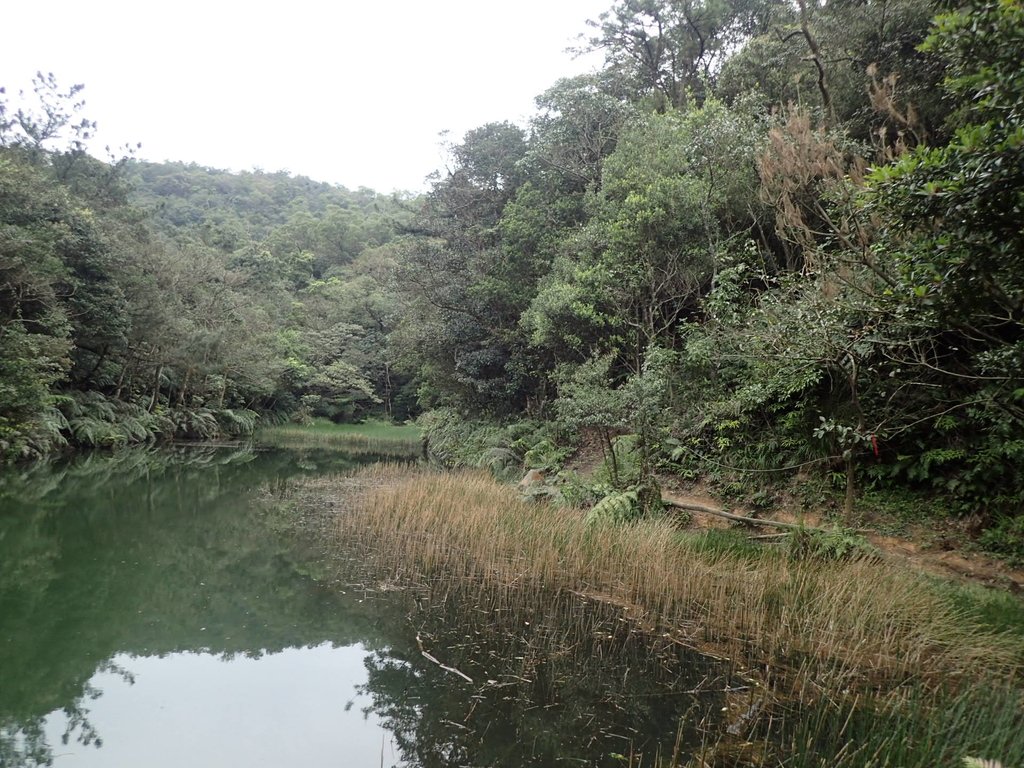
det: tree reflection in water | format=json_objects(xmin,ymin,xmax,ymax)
[
  {"xmin": 1, "ymin": 446, "xmax": 736, "ymax": 768},
  {"xmin": 355, "ymin": 580, "xmax": 736, "ymax": 768},
  {"xmin": 0, "ymin": 446, "xmax": 387, "ymax": 767}
]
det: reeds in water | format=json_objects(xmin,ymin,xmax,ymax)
[
  {"xmin": 313, "ymin": 466, "xmax": 1019, "ymax": 688},
  {"xmin": 292, "ymin": 466, "xmax": 1024, "ymax": 766}
]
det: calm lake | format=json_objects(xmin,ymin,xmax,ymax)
[{"xmin": 0, "ymin": 446, "xmax": 734, "ymax": 767}]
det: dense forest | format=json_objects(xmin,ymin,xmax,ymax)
[{"xmin": 2, "ymin": 0, "xmax": 1021, "ymax": 555}]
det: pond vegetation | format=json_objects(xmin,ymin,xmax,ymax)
[
  {"xmin": 1, "ymin": 446, "xmax": 779, "ymax": 768},
  {"xmin": 290, "ymin": 466, "xmax": 1024, "ymax": 767},
  {"xmin": 257, "ymin": 418, "xmax": 422, "ymax": 456}
]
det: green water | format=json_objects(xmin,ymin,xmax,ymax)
[{"xmin": 0, "ymin": 447, "xmax": 732, "ymax": 767}]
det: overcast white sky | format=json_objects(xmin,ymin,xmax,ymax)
[{"xmin": 2, "ymin": 0, "xmax": 611, "ymax": 193}]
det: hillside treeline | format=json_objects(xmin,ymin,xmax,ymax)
[
  {"xmin": 1, "ymin": 0, "xmax": 1021, "ymax": 551},
  {"xmin": 1, "ymin": 79, "xmax": 416, "ymax": 457},
  {"xmin": 392, "ymin": 0, "xmax": 1023, "ymax": 548}
]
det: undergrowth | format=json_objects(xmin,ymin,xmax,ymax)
[
  {"xmin": 417, "ymin": 408, "xmax": 571, "ymax": 479},
  {"xmin": 309, "ymin": 466, "xmax": 1020, "ymax": 685}
]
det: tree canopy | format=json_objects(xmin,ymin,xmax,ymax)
[{"xmin": 2, "ymin": 0, "xmax": 1022, "ymax": 554}]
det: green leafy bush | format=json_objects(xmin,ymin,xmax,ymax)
[
  {"xmin": 418, "ymin": 409, "xmax": 572, "ymax": 480},
  {"xmin": 787, "ymin": 527, "xmax": 879, "ymax": 562},
  {"xmin": 978, "ymin": 516, "xmax": 1024, "ymax": 566}
]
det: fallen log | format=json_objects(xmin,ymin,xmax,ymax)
[{"xmin": 661, "ymin": 498, "xmax": 828, "ymax": 533}]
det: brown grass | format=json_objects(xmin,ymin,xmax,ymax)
[{"xmin": 302, "ymin": 466, "xmax": 1021, "ymax": 692}]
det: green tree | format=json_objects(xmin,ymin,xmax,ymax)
[
  {"xmin": 526, "ymin": 99, "xmax": 764, "ymax": 373},
  {"xmin": 852, "ymin": 0, "xmax": 1024, "ymax": 511},
  {"xmin": 718, "ymin": 0, "xmax": 947, "ymax": 144},
  {"xmin": 392, "ymin": 123, "xmax": 536, "ymax": 413},
  {"xmin": 586, "ymin": 0, "xmax": 773, "ymax": 110}
]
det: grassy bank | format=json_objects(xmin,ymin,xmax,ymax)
[
  {"xmin": 257, "ymin": 418, "xmax": 422, "ymax": 456},
  {"xmin": 296, "ymin": 466, "xmax": 1024, "ymax": 766}
]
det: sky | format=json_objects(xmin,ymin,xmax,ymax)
[{"xmin": 2, "ymin": 0, "xmax": 612, "ymax": 193}]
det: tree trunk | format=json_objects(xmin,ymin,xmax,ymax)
[
  {"xmin": 149, "ymin": 365, "xmax": 163, "ymax": 413},
  {"xmin": 177, "ymin": 367, "xmax": 191, "ymax": 408},
  {"xmin": 797, "ymin": 0, "xmax": 835, "ymax": 126},
  {"xmin": 844, "ymin": 455, "xmax": 856, "ymax": 524},
  {"xmin": 82, "ymin": 344, "xmax": 109, "ymax": 389},
  {"xmin": 113, "ymin": 364, "xmax": 127, "ymax": 401},
  {"xmin": 601, "ymin": 428, "xmax": 620, "ymax": 487}
]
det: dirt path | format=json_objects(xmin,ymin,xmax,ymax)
[
  {"xmin": 565, "ymin": 435, "xmax": 1024, "ymax": 592},
  {"xmin": 661, "ymin": 489, "xmax": 1024, "ymax": 592},
  {"xmin": 861, "ymin": 531, "xmax": 1024, "ymax": 590}
]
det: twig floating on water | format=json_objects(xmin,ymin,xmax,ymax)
[{"xmin": 416, "ymin": 632, "xmax": 475, "ymax": 683}]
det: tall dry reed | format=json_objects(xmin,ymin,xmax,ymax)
[{"xmin": 308, "ymin": 466, "xmax": 1020, "ymax": 691}]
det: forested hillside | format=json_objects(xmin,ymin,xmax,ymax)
[
  {"xmin": 2, "ymin": 0, "xmax": 1021, "ymax": 555},
  {"xmin": 392, "ymin": 0, "xmax": 1023, "ymax": 556},
  {"xmin": 1, "ymin": 82, "xmax": 416, "ymax": 458}
]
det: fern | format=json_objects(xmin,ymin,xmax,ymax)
[
  {"xmin": 217, "ymin": 408, "xmax": 259, "ymax": 436},
  {"xmin": 585, "ymin": 490, "xmax": 641, "ymax": 526},
  {"xmin": 68, "ymin": 415, "xmax": 102, "ymax": 446},
  {"xmin": 477, "ymin": 445, "xmax": 519, "ymax": 476},
  {"xmin": 119, "ymin": 414, "xmax": 153, "ymax": 443},
  {"xmin": 68, "ymin": 415, "xmax": 127, "ymax": 447},
  {"xmin": 181, "ymin": 408, "xmax": 219, "ymax": 439},
  {"xmin": 787, "ymin": 527, "xmax": 878, "ymax": 562},
  {"xmin": 35, "ymin": 406, "xmax": 69, "ymax": 445}
]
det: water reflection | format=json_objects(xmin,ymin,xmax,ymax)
[
  {"xmin": 0, "ymin": 446, "xmax": 391, "ymax": 767},
  {"xmin": 42, "ymin": 646, "xmax": 390, "ymax": 768},
  {"xmin": 349, "ymin": 582, "xmax": 736, "ymax": 768},
  {"xmin": 1, "ymin": 446, "xmax": 736, "ymax": 767}
]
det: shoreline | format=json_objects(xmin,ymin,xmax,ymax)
[{"xmin": 282, "ymin": 464, "xmax": 1024, "ymax": 766}]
